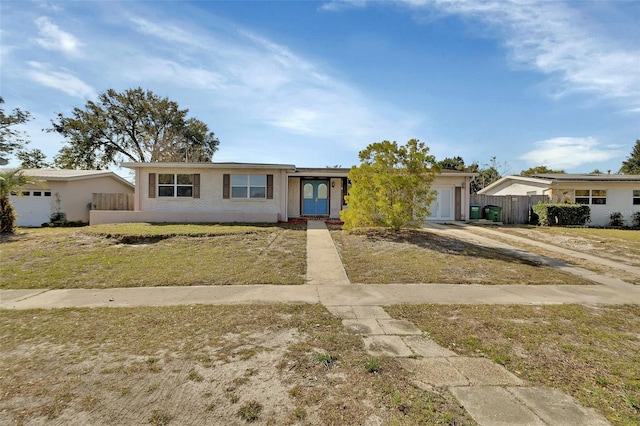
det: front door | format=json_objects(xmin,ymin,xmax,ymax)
[{"xmin": 302, "ymin": 180, "xmax": 329, "ymax": 215}]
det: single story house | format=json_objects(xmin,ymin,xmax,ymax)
[
  {"xmin": 7, "ymin": 169, "xmax": 134, "ymax": 227},
  {"xmin": 478, "ymin": 173, "xmax": 640, "ymax": 226},
  {"xmin": 89, "ymin": 162, "xmax": 476, "ymax": 225}
]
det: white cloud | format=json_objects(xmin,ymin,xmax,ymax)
[
  {"xmin": 319, "ymin": 0, "xmax": 367, "ymax": 12},
  {"xmin": 122, "ymin": 15, "xmax": 417, "ymax": 146},
  {"xmin": 26, "ymin": 62, "xmax": 95, "ymax": 99},
  {"xmin": 421, "ymin": 0, "xmax": 640, "ymax": 107},
  {"xmin": 34, "ymin": 16, "xmax": 83, "ymax": 57},
  {"xmin": 518, "ymin": 137, "xmax": 622, "ymax": 169}
]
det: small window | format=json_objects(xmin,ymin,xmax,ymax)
[
  {"xmin": 10, "ymin": 191, "xmax": 17, "ymax": 196},
  {"xmin": 44, "ymin": 191, "xmax": 52, "ymax": 197},
  {"xmin": 158, "ymin": 174, "xmax": 193, "ymax": 198},
  {"xmin": 592, "ymin": 189, "xmax": 607, "ymax": 205},
  {"xmin": 21, "ymin": 191, "xmax": 30, "ymax": 196},
  {"xmin": 33, "ymin": 191, "xmax": 42, "ymax": 196},
  {"xmin": 633, "ymin": 190, "xmax": 640, "ymax": 205},
  {"xmin": 575, "ymin": 190, "xmax": 589, "ymax": 205},
  {"xmin": 231, "ymin": 174, "xmax": 266, "ymax": 199}
]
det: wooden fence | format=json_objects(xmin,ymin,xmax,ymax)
[
  {"xmin": 92, "ymin": 193, "xmax": 134, "ymax": 211},
  {"xmin": 470, "ymin": 194, "xmax": 549, "ymax": 224}
]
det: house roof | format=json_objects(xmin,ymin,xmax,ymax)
[
  {"xmin": 121, "ymin": 162, "xmax": 296, "ymax": 170},
  {"xmin": 530, "ymin": 173, "xmax": 640, "ymax": 182},
  {"xmin": 478, "ymin": 173, "xmax": 640, "ymax": 195},
  {"xmin": 5, "ymin": 168, "xmax": 134, "ymax": 188}
]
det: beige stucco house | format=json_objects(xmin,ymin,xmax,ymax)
[
  {"xmin": 7, "ymin": 169, "xmax": 134, "ymax": 227},
  {"xmin": 478, "ymin": 173, "xmax": 640, "ymax": 226},
  {"xmin": 90, "ymin": 162, "xmax": 476, "ymax": 225}
]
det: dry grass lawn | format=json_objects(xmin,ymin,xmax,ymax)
[
  {"xmin": 492, "ymin": 226, "xmax": 640, "ymax": 267},
  {"xmin": 0, "ymin": 224, "xmax": 306, "ymax": 289},
  {"xmin": 330, "ymin": 228, "xmax": 593, "ymax": 285},
  {"xmin": 387, "ymin": 304, "xmax": 640, "ymax": 426},
  {"xmin": 0, "ymin": 304, "xmax": 475, "ymax": 425}
]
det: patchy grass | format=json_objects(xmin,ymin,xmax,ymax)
[
  {"xmin": 387, "ymin": 304, "xmax": 640, "ymax": 426},
  {"xmin": 463, "ymin": 226, "xmax": 640, "ymax": 285},
  {"xmin": 0, "ymin": 304, "xmax": 474, "ymax": 425},
  {"xmin": 492, "ymin": 226, "xmax": 640, "ymax": 267},
  {"xmin": 331, "ymin": 228, "xmax": 593, "ymax": 285},
  {"xmin": 0, "ymin": 224, "xmax": 306, "ymax": 289}
]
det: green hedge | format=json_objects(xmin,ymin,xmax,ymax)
[{"xmin": 531, "ymin": 204, "xmax": 591, "ymax": 226}]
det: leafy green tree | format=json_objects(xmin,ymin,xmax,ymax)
[
  {"xmin": 439, "ymin": 156, "xmax": 467, "ymax": 171},
  {"xmin": 49, "ymin": 88, "xmax": 220, "ymax": 169},
  {"xmin": 341, "ymin": 139, "xmax": 440, "ymax": 232},
  {"xmin": 0, "ymin": 97, "xmax": 32, "ymax": 159},
  {"xmin": 0, "ymin": 169, "xmax": 41, "ymax": 233},
  {"xmin": 520, "ymin": 165, "xmax": 566, "ymax": 176},
  {"xmin": 620, "ymin": 140, "xmax": 640, "ymax": 174},
  {"xmin": 469, "ymin": 156, "xmax": 511, "ymax": 193},
  {"xmin": 16, "ymin": 149, "xmax": 52, "ymax": 168}
]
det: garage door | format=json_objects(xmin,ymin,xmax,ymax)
[
  {"xmin": 9, "ymin": 190, "xmax": 53, "ymax": 227},
  {"xmin": 427, "ymin": 187, "xmax": 454, "ymax": 220}
]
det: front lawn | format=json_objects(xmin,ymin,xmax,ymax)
[
  {"xmin": 0, "ymin": 224, "xmax": 306, "ymax": 289},
  {"xmin": 330, "ymin": 228, "xmax": 593, "ymax": 285},
  {"xmin": 0, "ymin": 305, "xmax": 474, "ymax": 425},
  {"xmin": 387, "ymin": 304, "xmax": 640, "ymax": 426}
]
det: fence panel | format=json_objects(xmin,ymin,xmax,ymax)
[
  {"xmin": 92, "ymin": 193, "xmax": 134, "ymax": 211},
  {"xmin": 470, "ymin": 194, "xmax": 549, "ymax": 224}
]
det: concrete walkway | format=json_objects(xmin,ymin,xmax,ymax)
[{"xmin": 2, "ymin": 219, "xmax": 637, "ymax": 425}]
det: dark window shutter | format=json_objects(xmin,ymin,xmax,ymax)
[
  {"xmin": 193, "ymin": 174, "xmax": 200, "ymax": 198},
  {"xmin": 149, "ymin": 173, "xmax": 156, "ymax": 198},
  {"xmin": 266, "ymin": 174, "xmax": 274, "ymax": 199},
  {"xmin": 223, "ymin": 174, "xmax": 230, "ymax": 199}
]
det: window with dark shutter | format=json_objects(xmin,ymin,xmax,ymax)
[
  {"xmin": 267, "ymin": 174, "xmax": 274, "ymax": 199},
  {"xmin": 149, "ymin": 173, "xmax": 156, "ymax": 198},
  {"xmin": 193, "ymin": 174, "xmax": 200, "ymax": 198},
  {"xmin": 223, "ymin": 174, "xmax": 230, "ymax": 199}
]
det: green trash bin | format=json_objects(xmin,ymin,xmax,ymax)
[
  {"xmin": 483, "ymin": 205, "xmax": 502, "ymax": 222},
  {"xmin": 469, "ymin": 204, "xmax": 481, "ymax": 220}
]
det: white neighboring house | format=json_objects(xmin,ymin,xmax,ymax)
[
  {"xmin": 7, "ymin": 169, "xmax": 134, "ymax": 227},
  {"xmin": 478, "ymin": 173, "xmax": 640, "ymax": 226}
]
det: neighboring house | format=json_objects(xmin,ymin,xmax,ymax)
[
  {"xmin": 478, "ymin": 173, "xmax": 640, "ymax": 226},
  {"xmin": 7, "ymin": 169, "xmax": 134, "ymax": 227},
  {"xmin": 90, "ymin": 162, "xmax": 476, "ymax": 225}
]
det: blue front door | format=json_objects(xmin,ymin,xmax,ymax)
[{"xmin": 302, "ymin": 180, "xmax": 329, "ymax": 215}]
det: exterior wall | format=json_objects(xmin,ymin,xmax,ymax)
[
  {"xmin": 329, "ymin": 177, "xmax": 343, "ymax": 219},
  {"xmin": 550, "ymin": 183, "xmax": 640, "ymax": 226},
  {"xmin": 286, "ymin": 176, "xmax": 344, "ymax": 219},
  {"xmin": 65, "ymin": 177, "xmax": 133, "ymax": 223},
  {"xmin": 90, "ymin": 211, "xmax": 279, "ymax": 225},
  {"xmin": 13, "ymin": 177, "xmax": 132, "ymax": 225},
  {"xmin": 428, "ymin": 175, "xmax": 472, "ymax": 221},
  {"xmin": 287, "ymin": 177, "xmax": 301, "ymax": 218},
  {"xmin": 132, "ymin": 166, "xmax": 286, "ymax": 220}
]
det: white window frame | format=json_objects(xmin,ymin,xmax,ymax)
[
  {"xmin": 158, "ymin": 173, "xmax": 194, "ymax": 198},
  {"xmin": 633, "ymin": 190, "xmax": 640, "ymax": 206},
  {"xmin": 231, "ymin": 174, "xmax": 266, "ymax": 199}
]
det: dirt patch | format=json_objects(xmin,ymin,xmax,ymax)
[{"xmin": 0, "ymin": 305, "xmax": 475, "ymax": 425}]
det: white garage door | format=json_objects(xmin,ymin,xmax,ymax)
[
  {"xmin": 9, "ymin": 190, "xmax": 53, "ymax": 227},
  {"xmin": 427, "ymin": 187, "xmax": 454, "ymax": 220}
]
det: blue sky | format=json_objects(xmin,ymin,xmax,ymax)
[{"xmin": 1, "ymin": 0, "xmax": 639, "ymax": 175}]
